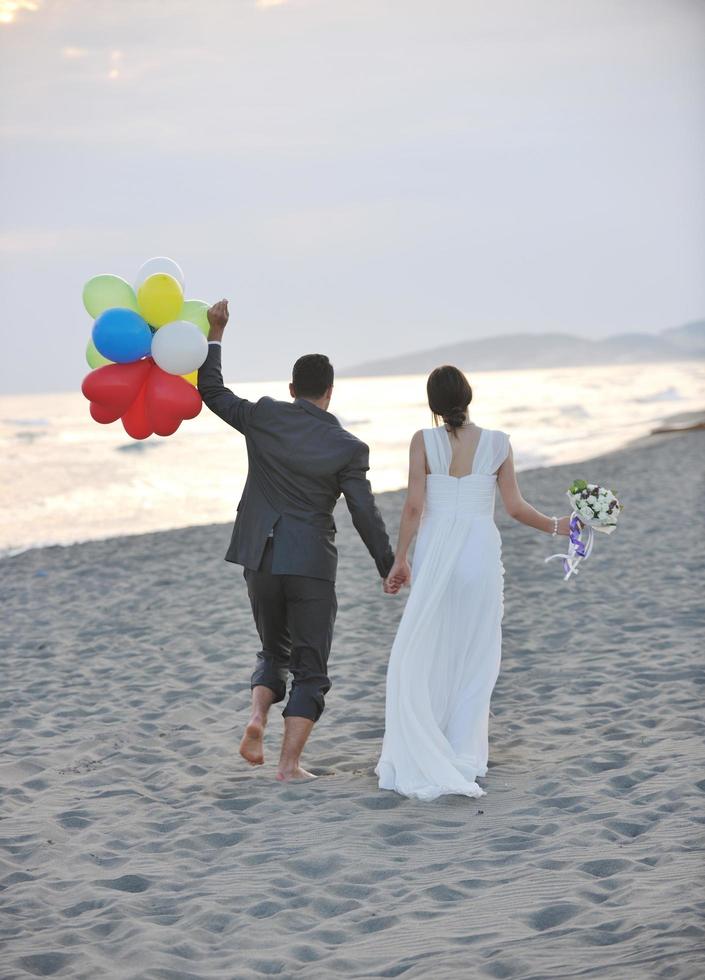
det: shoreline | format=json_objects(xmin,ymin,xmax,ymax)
[
  {"xmin": 6, "ymin": 356, "xmax": 704, "ymax": 402},
  {"xmin": 4, "ymin": 405, "xmax": 704, "ymax": 562}
]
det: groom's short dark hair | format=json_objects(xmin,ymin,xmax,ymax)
[{"xmin": 292, "ymin": 354, "xmax": 334, "ymax": 398}]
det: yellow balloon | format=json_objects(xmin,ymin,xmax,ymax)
[
  {"xmin": 182, "ymin": 371, "xmax": 198, "ymax": 386},
  {"xmin": 137, "ymin": 273, "xmax": 183, "ymax": 328}
]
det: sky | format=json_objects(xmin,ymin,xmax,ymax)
[{"xmin": 1, "ymin": 0, "xmax": 704, "ymax": 394}]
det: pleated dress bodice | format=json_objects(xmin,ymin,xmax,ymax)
[{"xmin": 422, "ymin": 427, "xmax": 509, "ymax": 520}]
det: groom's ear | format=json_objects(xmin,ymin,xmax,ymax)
[{"xmin": 289, "ymin": 382, "xmax": 297, "ymax": 399}]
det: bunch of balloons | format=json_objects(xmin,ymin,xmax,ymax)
[{"xmin": 81, "ymin": 257, "xmax": 212, "ymax": 439}]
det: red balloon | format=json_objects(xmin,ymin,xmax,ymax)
[
  {"xmin": 90, "ymin": 403, "xmax": 122, "ymax": 424},
  {"xmin": 82, "ymin": 356, "xmax": 202, "ymax": 441},
  {"xmin": 82, "ymin": 359, "xmax": 152, "ymax": 416},
  {"xmin": 145, "ymin": 366, "xmax": 202, "ymax": 437},
  {"xmin": 122, "ymin": 385, "xmax": 153, "ymax": 440}
]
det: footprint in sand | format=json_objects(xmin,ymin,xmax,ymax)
[
  {"xmin": 95, "ymin": 874, "xmax": 150, "ymax": 892},
  {"xmin": 527, "ymin": 902, "xmax": 581, "ymax": 931}
]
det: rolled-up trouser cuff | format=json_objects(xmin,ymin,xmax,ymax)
[
  {"xmin": 283, "ymin": 676, "xmax": 331, "ymax": 723},
  {"xmin": 250, "ymin": 660, "xmax": 288, "ymax": 704}
]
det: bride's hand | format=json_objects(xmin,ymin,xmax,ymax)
[
  {"xmin": 557, "ymin": 516, "xmax": 572, "ymax": 536},
  {"xmin": 383, "ymin": 557, "xmax": 411, "ymax": 595}
]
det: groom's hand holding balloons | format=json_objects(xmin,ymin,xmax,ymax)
[
  {"xmin": 384, "ymin": 557, "xmax": 411, "ymax": 595},
  {"xmin": 207, "ymin": 299, "xmax": 230, "ymax": 341}
]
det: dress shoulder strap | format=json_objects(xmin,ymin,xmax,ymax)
[
  {"xmin": 422, "ymin": 427, "xmax": 451, "ymax": 475},
  {"xmin": 479, "ymin": 429, "xmax": 511, "ymax": 475}
]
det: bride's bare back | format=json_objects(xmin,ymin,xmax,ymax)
[{"xmin": 445, "ymin": 423, "xmax": 485, "ymax": 478}]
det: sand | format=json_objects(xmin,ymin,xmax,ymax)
[{"xmin": 1, "ymin": 428, "xmax": 703, "ymax": 979}]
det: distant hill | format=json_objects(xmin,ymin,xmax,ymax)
[{"xmin": 339, "ymin": 320, "xmax": 705, "ymax": 378}]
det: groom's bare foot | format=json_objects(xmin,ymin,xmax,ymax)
[
  {"xmin": 276, "ymin": 716, "xmax": 316, "ymax": 781},
  {"xmin": 239, "ymin": 719, "xmax": 265, "ymax": 766},
  {"xmin": 276, "ymin": 766, "xmax": 316, "ymax": 782}
]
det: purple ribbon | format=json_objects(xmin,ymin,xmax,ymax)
[{"xmin": 564, "ymin": 515, "xmax": 586, "ymax": 574}]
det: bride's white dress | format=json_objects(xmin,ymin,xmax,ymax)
[{"xmin": 376, "ymin": 425, "xmax": 510, "ymax": 801}]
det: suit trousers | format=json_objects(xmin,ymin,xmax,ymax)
[{"xmin": 244, "ymin": 539, "xmax": 337, "ymax": 722}]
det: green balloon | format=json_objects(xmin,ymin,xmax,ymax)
[
  {"xmin": 82, "ymin": 274, "xmax": 139, "ymax": 318},
  {"xmin": 180, "ymin": 299, "xmax": 211, "ymax": 337},
  {"xmin": 86, "ymin": 338, "xmax": 113, "ymax": 369}
]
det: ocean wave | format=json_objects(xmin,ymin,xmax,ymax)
[
  {"xmin": 13, "ymin": 430, "xmax": 47, "ymax": 443},
  {"xmin": 337, "ymin": 417, "xmax": 372, "ymax": 427},
  {"xmin": 634, "ymin": 387, "xmax": 682, "ymax": 403},
  {"xmin": 116, "ymin": 442, "xmax": 161, "ymax": 453},
  {"xmin": 559, "ymin": 404, "xmax": 590, "ymax": 418}
]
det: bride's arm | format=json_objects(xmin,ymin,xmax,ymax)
[
  {"xmin": 497, "ymin": 445, "xmax": 570, "ymax": 535},
  {"xmin": 383, "ymin": 431, "xmax": 426, "ymax": 594}
]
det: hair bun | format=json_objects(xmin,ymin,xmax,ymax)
[
  {"xmin": 427, "ymin": 365, "xmax": 473, "ymax": 433},
  {"xmin": 443, "ymin": 407, "xmax": 466, "ymax": 428}
]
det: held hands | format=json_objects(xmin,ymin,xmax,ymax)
[
  {"xmin": 207, "ymin": 299, "xmax": 229, "ymax": 341},
  {"xmin": 383, "ymin": 557, "xmax": 411, "ymax": 595}
]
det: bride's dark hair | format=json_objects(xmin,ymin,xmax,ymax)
[{"xmin": 427, "ymin": 365, "xmax": 473, "ymax": 435}]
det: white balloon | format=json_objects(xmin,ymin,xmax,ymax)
[
  {"xmin": 135, "ymin": 256, "xmax": 185, "ymax": 292},
  {"xmin": 151, "ymin": 320, "xmax": 208, "ymax": 376}
]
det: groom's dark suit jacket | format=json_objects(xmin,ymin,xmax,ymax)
[{"xmin": 198, "ymin": 345, "xmax": 394, "ymax": 582}]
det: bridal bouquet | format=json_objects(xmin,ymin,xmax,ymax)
[{"xmin": 546, "ymin": 480, "xmax": 621, "ymax": 580}]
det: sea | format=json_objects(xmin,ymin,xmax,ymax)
[{"xmin": 1, "ymin": 360, "xmax": 703, "ymax": 557}]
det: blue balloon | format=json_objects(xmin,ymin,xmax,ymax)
[{"xmin": 92, "ymin": 307, "xmax": 152, "ymax": 364}]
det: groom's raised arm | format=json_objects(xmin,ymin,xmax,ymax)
[
  {"xmin": 197, "ymin": 343, "xmax": 255, "ymax": 435},
  {"xmin": 339, "ymin": 442, "xmax": 394, "ymax": 579},
  {"xmin": 197, "ymin": 298, "xmax": 255, "ymax": 435}
]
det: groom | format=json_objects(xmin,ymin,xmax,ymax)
[{"xmin": 198, "ymin": 300, "xmax": 395, "ymax": 781}]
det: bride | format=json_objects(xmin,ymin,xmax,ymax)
[{"xmin": 376, "ymin": 365, "xmax": 571, "ymax": 801}]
